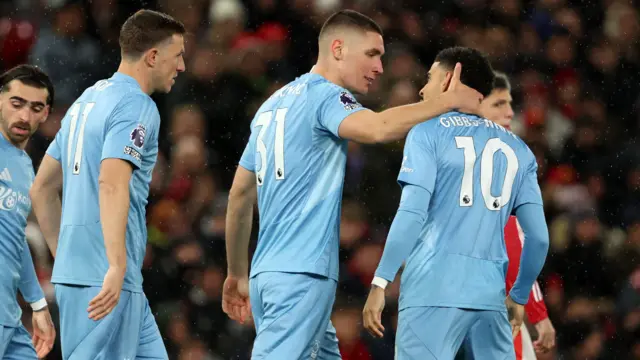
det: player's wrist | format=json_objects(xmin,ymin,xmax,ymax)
[
  {"xmin": 371, "ymin": 276, "xmax": 388, "ymax": 290},
  {"xmin": 31, "ymin": 298, "xmax": 48, "ymax": 312}
]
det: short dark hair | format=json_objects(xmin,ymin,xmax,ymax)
[
  {"xmin": 319, "ymin": 10, "xmax": 383, "ymax": 39},
  {"xmin": 119, "ymin": 10, "xmax": 186, "ymax": 59},
  {"xmin": 434, "ymin": 47, "xmax": 495, "ymax": 97},
  {"xmin": 493, "ymin": 71, "xmax": 511, "ymax": 92},
  {"xmin": 0, "ymin": 65, "xmax": 55, "ymax": 107}
]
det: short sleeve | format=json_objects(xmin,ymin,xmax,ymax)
[
  {"xmin": 45, "ymin": 128, "xmax": 63, "ymax": 162},
  {"xmin": 317, "ymin": 86, "xmax": 367, "ymax": 137},
  {"xmin": 239, "ymin": 134, "xmax": 256, "ymax": 172},
  {"xmin": 101, "ymin": 94, "xmax": 159, "ymax": 169},
  {"xmin": 513, "ymin": 153, "xmax": 543, "ymax": 209},
  {"xmin": 397, "ymin": 126, "xmax": 438, "ymax": 193}
]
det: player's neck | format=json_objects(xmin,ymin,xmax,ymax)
[
  {"xmin": 116, "ymin": 62, "xmax": 153, "ymax": 95},
  {"xmin": 311, "ymin": 61, "xmax": 347, "ymax": 89}
]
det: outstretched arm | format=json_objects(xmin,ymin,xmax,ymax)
[
  {"xmin": 30, "ymin": 154, "xmax": 63, "ymax": 257},
  {"xmin": 338, "ymin": 63, "xmax": 483, "ymax": 144}
]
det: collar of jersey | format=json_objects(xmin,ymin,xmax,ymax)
[
  {"xmin": 110, "ymin": 72, "xmax": 142, "ymax": 88},
  {"xmin": 0, "ymin": 132, "xmax": 26, "ymax": 155}
]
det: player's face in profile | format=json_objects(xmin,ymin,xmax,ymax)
[
  {"xmin": 479, "ymin": 89, "xmax": 514, "ymax": 128},
  {"xmin": 0, "ymin": 80, "xmax": 49, "ymax": 146},
  {"xmin": 152, "ymin": 34, "xmax": 186, "ymax": 93},
  {"xmin": 418, "ymin": 62, "xmax": 448, "ymax": 101},
  {"xmin": 341, "ymin": 31, "xmax": 384, "ymax": 94}
]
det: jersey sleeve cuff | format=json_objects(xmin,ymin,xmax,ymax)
[
  {"xmin": 371, "ymin": 276, "xmax": 389, "ymax": 290},
  {"xmin": 30, "ymin": 298, "xmax": 47, "ymax": 311}
]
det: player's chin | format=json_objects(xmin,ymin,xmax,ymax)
[
  {"xmin": 358, "ymin": 83, "xmax": 370, "ymax": 95},
  {"xmin": 160, "ymin": 83, "xmax": 174, "ymax": 94}
]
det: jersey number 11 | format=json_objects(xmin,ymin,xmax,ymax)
[{"xmin": 67, "ymin": 102, "xmax": 96, "ymax": 175}]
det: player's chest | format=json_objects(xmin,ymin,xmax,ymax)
[{"xmin": 0, "ymin": 155, "xmax": 34, "ymax": 220}]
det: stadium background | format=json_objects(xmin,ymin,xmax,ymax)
[{"xmin": 2, "ymin": 0, "xmax": 640, "ymax": 358}]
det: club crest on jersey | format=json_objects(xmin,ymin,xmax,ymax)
[
  {"xmin": 130, "ymin": 124, "xmax": 146, "ymax": 149},
  {"xmin": 339, "ymin": 91, "xmax": 360, "ymax": 110}
]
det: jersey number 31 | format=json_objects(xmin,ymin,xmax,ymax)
[{"xmin": 254, "ymin": 108, "xmax": 287, "ymax": 186}]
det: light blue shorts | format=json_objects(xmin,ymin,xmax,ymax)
[
  {"xmin": 55, "ymin": 284, "xmax": 167, "ymax": 360},
  {"xmin": 249, "ymin": 272, "xmax": 341, "ymax": 360},
  {"xmin": 0, "ymin": 325, "xmax": 37, "ymax": 359},
  {"xmin": 396, "ymin": 306, "xmax": 514, "ymax": 360}
]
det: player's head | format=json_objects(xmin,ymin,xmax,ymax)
[
  {"xmin": 0, "ymin": 65, "xmax": 54, "ymax": 148},
  {"xmin": 119, "ymin": 10, "xmax": 186, "ymax": 94},
  {"xmin": 419, "ymin": 47, "xmax": 494, "ymax": 106},
  {"xmin": 318, "ymin": 10, "xmax": 384, "ymax": 94},
  {"xmin": 478, "ymin": 71, "xmax": 514, "ymax": 128}
]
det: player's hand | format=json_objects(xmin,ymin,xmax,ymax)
[
  {"xmin": 533, "ymin": 318, "xmax": 556, "ymax": 353},
  {"xmin": 88, "ymin": 266, "xmax": 125, "ymax": 321},
  {"xmin": 31, "ymin": 307, "xmax": 55, "ymax": 358},
  {"xmin": 505, "ymin": 295, "xmax": 525, "ymax": 339},
  {"xmin": 443, "ymin": 62, "xmax": 484, "ymax": 113},
  {"xmin": 363, "ymin": 286, "xmax": 386, "ymax": 338},
  {"xmin": 222, "ymin": 275, "xmax": 251, "ymax": 324}
]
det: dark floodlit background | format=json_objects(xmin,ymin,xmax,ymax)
[{"xmin": 2, "ymin": 0, "xmax": 640, "ymax": 359}]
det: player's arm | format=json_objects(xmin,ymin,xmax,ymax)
[
  {"xmin": 338, "ymin": 63, "xmax": 482, "ymax": 144},
  {"xmin": 372, "ymin": 128, "xmax": 437, "ymax": 284},
  {"xmin": 30, "ymin": 154, "xmax": 63, "ymax": 257},
  {"xmin": 364, "ymin": 128, "xmax": 435, "ymax": 338},
  {"xmin": 525, "ymin": 280, "xmax": 556, "ymax": 352},
  {"xmin": 18, "ymin": 238, "xmax": 47, "ymax": 311},
  {"xmin": 364, "ymin": 184, "xmax": 429, "ymax": 338},
  {"xmin": 222, "ymin": 138, "xmax": 256, "ymax": 323},
  {"xmin": 226, "ymin": 136, "xmax": 257, "ymax": 278},
  {"xmin": 98, "ymin": 159, "xmax": 132, "ymax": 271},
  {"xmin": 525, "ymin": 281, "xmax": 549, "ymax": 324},
  {"xmin": 225, "ymin": 165, "xmax": 257, "ymax": 277},
  {"xmin": 19, "ymin": 239, "xmax": 56, "ymax": 357},
  {"xmin": 510, "ymin": 161, "xmax": 550, "ymax": 305},
  {"xmin": 373, "ymin": 184, "xmax": 429, "ymax": 285}
]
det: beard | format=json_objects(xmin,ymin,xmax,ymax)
[{"xmin": 0, "ymin": 113, "xmax": 35, "ymax": 147}]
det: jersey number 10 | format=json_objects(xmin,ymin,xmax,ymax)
[
  {"xmin": 254, "ymin": 108, "xmax": 287, "ymax": 186},
  {"xmin": 455, "ymin": 136, "xmax": 519, "ymax": 211},
  {"xmin": 67, "ymin": 102, "xmax": 96, "ymax": 175}
]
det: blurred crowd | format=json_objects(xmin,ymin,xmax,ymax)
[{"xmin": 2, "ymin": 0, "xmax": 640, "ymax": 358}]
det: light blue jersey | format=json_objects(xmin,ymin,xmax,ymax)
[
  {"xmin": 0, "ymin": 134, "xmax": 44, "ymax": 328},
  {"xmin": 239, "ymin": 73, "xmax": 366, "ymax": 280},
  {"xmin": 46, "ymin": 72, "xmax": 160, "ymax": 293},
  {"xmin": 397, "ymin": 111, "xmax": 543, "ymax": 311}
]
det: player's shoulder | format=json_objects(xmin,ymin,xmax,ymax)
[
  {"xmin": 407, "ymin": 111, "xmax": 456, "ymax": 140},
  {"xmin": 305, "ymin": 73, "xmax": 360, "ymax": 108}
]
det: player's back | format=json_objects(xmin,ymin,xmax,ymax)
[
  {"xmin": 399, "ymin": 111, "xmax": 540, "ymax": 311},
  {"xmin": 240, "ymin": 73, "xmax": 365, "ymax": 280},
  {"xmin": 48, "ymin": 73, "xmax": 160, "ymax": 292}
]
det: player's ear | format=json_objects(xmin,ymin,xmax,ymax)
[
  {"xmin": 144, "ymin": 48, "xmax": 159, "ymax": 67},
  {"xmin": 331, "ymin": 39, "xmax": 344, "ymax": 60},
  {"xmin": 441, "ymin": 71, "xmax": 453, "ymax": 92}
]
